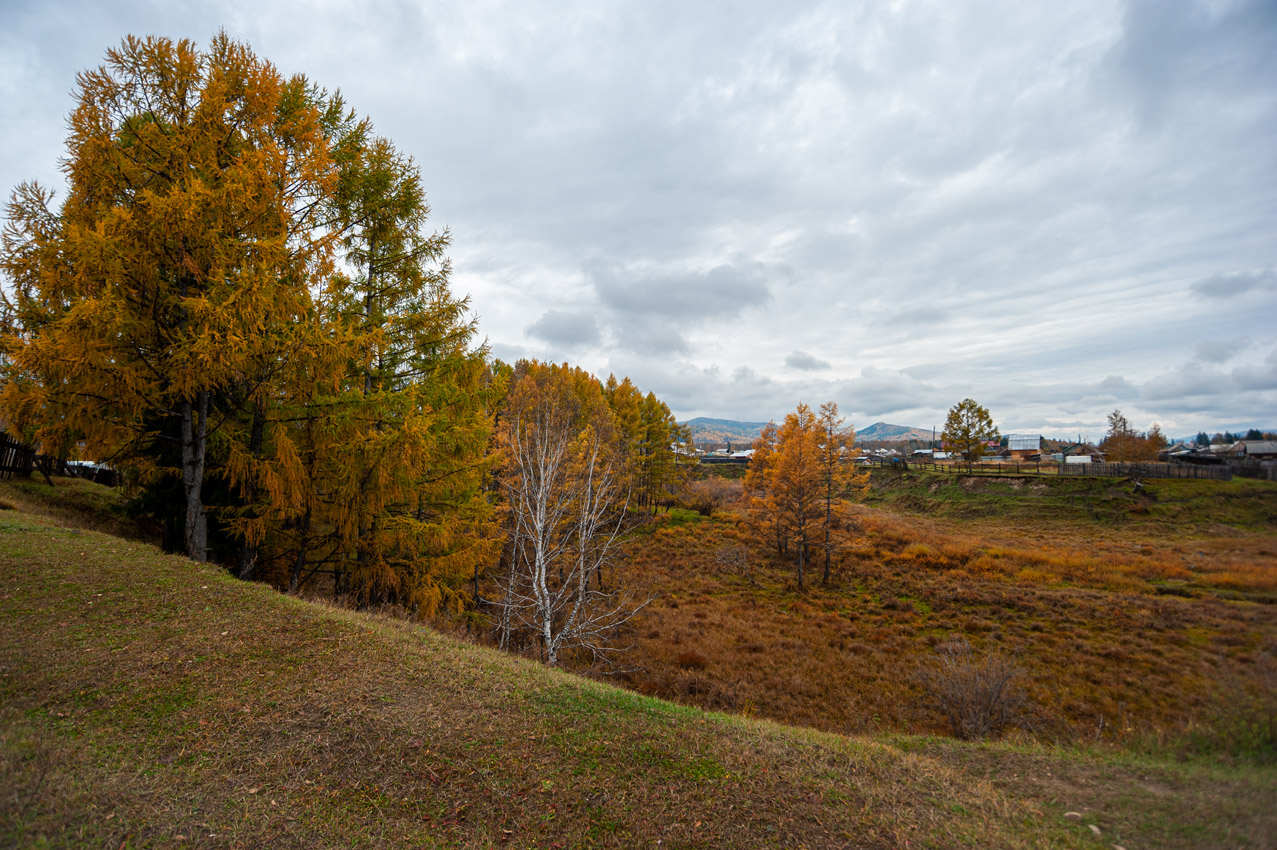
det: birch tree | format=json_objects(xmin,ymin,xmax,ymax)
[{"xmin": 496, "ymin": 362, "xmax": 646, "ymax": 666}]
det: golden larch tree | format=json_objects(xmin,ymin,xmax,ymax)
[
  {"xmin": 0, "ymin": 34, "xmax": 336, "ymax": 561},
  {"xmin": 816, "ymin": 401, "xmax": 867, "ymax": 586}
]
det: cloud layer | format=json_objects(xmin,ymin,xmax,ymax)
[{"xmin": 2, "ymin": 0, "xmax": 1274, "ymax": 438}]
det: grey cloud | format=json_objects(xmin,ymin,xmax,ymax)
[
  {"xmin": 487, "ymin": 341, "xmax": 533, "ymax": 365},
  {"xmin": 1140, "ymin": 357, "xmax": 1277, "ymax": 403},
  {"xmin": 890, "ymin": 306, "xmax": 948, "ymax": 326},
  {"xmin": 1195, "ymin": 337, "xmax": 1250, "ymax": 364},
  {"xmin": 1190, "ymin": 269, "xmax": 1277, "ymax": 299},
  {"xmin": 785, "ymin": 350, "xmax": 831, "ymax": 371},
  {"xmin": 583, "ymin": 258, "xmax": 777, "ymax": 355},
  {"xmin": 615, "ymin": 359, "xmax": 783, "ymax": 420},
  {"xmin": 1108, "ymin": 0, "xmax": 1277, "ymax": 126},
  {"xmin": 1140, "ymin": 366, "xmax": 1222, "ymax": 402},
  {"xmin": 1234, "ymin": 352, "xmax": 1277, "ymax": 392},
  {"xmin": 590, "ymin": 260, "xmax": 773, "ymax": 322},
  {"xmin": 1097, "ymin": 375, "xmax": 1136, "ymax": 396},
  {"xmin": 835, "ymin": 367, "xmax": 938, "ymax": 419},
  {"xmin": 612, "ymin": 318, "xmax": 691, "ymax": 357},
  {"xmin": 525, "ymin": 309, "xmax": 601, "ymax": 348}
]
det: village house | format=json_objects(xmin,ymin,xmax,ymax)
[
  {"xmin": 1006, "ymin": 434, "xmax": 1041, "ymax": 460},
  {"xmin": 1228, "ymin": 440, "xmax": 1277, "ymax": 460}
]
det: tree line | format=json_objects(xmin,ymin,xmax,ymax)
[
  {"xmin": 1194, "ymin": 429, "xmax": 1273, "ymax": 446},
  {"xmin": 1100, "ymin": 410, "xmax": 1167, "ymax": 462},
  {"xmin": 0, "ymin": 36, "xmax": 686, "ymax": 649}
]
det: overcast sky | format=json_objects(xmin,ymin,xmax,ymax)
[{"xmin": 3, "ymin": 0, "xmax": 1275, "ymax": 439}]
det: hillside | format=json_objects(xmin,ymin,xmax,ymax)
[
  {"xmin": 686, "ymin": 418, "xmax": 936, "ymax": 445},
  {"xmin": 856, "ymin": 422, "xmax": 936, "ymax": 442},
  {"xmin": 684, "ymin": 417, "xmax": 770, "ymax": 444},
  {"xmin": 3, "ymin": 485, "xmax": 1274, "ymax": 848}
]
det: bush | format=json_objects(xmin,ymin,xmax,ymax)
[
  {"xmin": 683, "ymin": 477, "xmax": 741, "ymax": 516},
  {"xmin": 914, "ymin": 635, "xmax": 1030, "ymax": 740},
  {"xmin": 675, "ymin": 649, "xmax": 708, "ymax": 670}
]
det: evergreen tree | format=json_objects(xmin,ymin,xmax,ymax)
[{"xmin": 942, "ymin": 399, "xmax": 999, "ymax": 470}]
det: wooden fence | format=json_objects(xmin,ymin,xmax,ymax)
[
  {"xmin": 1056, "ymin": 461, "xmax": 1233, "ymax": 481},
  {"xmin": 0, "ymin": 431, "xmax": 36, "ymax": 480},
  {"xmin": 859, "ymin": 456, "xmax": 1235, "ymax": 481},
  {"xmin": 1230, "ymin": 461, "xmax": 1277, "ymax": 482}
]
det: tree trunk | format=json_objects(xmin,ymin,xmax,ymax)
[
  {"xmin": 543, "ymin": 615, "xmax": 558, "ymax": 666},
  {"xmin": 822, "ymin": 478, "xmax": 833, "ymax": 586},
  {"xmin": 237, "ymin": 401, "xmax": 266, "ymax": 580},
  {"xmin": 363, "ymin": 237, "xmax": 377, "ymax": 396},
  {"xmin": 289, "ymin": 509, "xmax": 312, "ymax": 593},
  {"xmin": 181, "ymin": 391, "xmax": 209, "ymax": 562},
  {"xmin": 796, "ymin": 527, "xmax": 806, "ymax": 590}
]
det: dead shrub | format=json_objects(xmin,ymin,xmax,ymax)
[
  {"xmin": 634, "ymin": 679, "xmax": 663, "ymax": 696},
  {"xmin": 683, "ymin": 477, "xmax": 741, "ymax": 516},
  {"xmin": 656, "ymin": 669, "xmax": 739, "ymax": 710},
  {"xmin": 913, "ymin": 635, "xmax": 1031, "ymax": 740},
  {"xmin": 675, "ymin": 649, "xmax": 708, "ymax": 670},
  {"xmin": 714, "ymin": 543, "xmax": 753, "ymax": 583}
]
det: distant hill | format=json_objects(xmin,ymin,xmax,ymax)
[
  {"xmin": 686, "ymin": 417, "xmax": 934, "ymax": 445},
  {"xmin": 856, "ymin": 422, "xmax": 935, "ymax": 442},
  {"xmin": 685, "ymin": 417, "xmax": 769, "ymax": 444}
]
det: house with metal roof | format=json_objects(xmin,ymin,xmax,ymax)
[
  {"xmin": 1229, "ymin": 440, "xmax": 1277, "ymax": 459},
  {"xmin": 1006, "ymin": 434, "xmax": 1040, "ymax": 460}
]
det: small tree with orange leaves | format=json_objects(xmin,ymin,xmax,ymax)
[
  {"xmin": 746, "ymin": 404, "xmax": 828, "ymax": 589},
  {"xmin": 816, "ymin": 401, "xmax": 867, "ymax": 586}
]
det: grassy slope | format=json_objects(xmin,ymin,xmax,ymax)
[
  {"xmin": 862, "ymin": 472, "xmax": 1277, "ymax": 534},
  {"xmin": 1, "ymin": 496, "xmax": 1273, "ymax": 847}
]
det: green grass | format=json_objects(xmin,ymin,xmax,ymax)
[
  {"xmin": 864, "ymin": 469, "xmax": 1277, "ymax": 532},
  {"xmin": 0, "ymin": 476, "xmax": 146, "ymax": 540}
]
